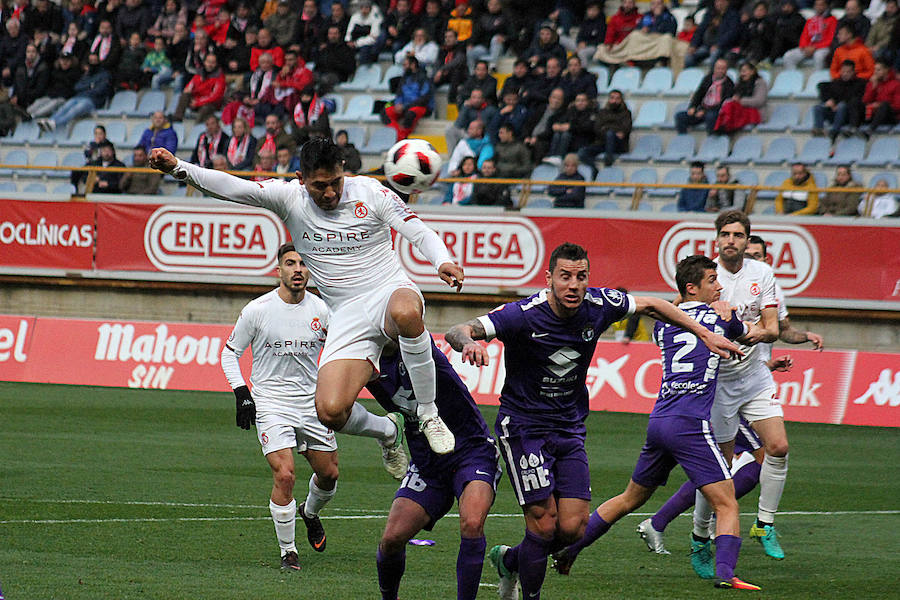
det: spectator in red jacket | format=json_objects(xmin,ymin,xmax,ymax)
[
  {"xmin": 861, "ymin": 59, "xmax": 900, "ymax": 134},
  {"xmin": 783, "ymin": 0, "xmax": 837, "ymax": 70},
  {"xmin": 171, "ymin": 52, "xmax": 226, "ymax": 122},
  {"xmin": 605, "ymin": 0, "xmax": 641, "ymax": 46},
  {"xmin": 270, "ymin": 50, "xmax": 314, "ymax": 113},
  {"xmin": 251, "ymin": 27, "xmax": 285, "ymax": 70}
]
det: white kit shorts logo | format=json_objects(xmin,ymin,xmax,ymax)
[
  {"xmin": 658, "ymin": 222, "xmax": 820, "ymax": 295},
  {"xmin": 397, "ymin": 215, "xmax": 545, "ymax": 288},
  {"xmin": 144, "ymin": 205, "xmax": 286, "ymax": 275}
]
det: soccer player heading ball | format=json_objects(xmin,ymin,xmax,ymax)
[{"xmin": 150, "ymin": 140, "xmax": 463, "ymax": 474}]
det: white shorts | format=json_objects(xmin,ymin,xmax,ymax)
[
  {"xmin": 256, "ymin": 407, "xmax": 338, "ymax": 455},
  {"xmin": 318, "ymin": 280, "xmax": 424, "ymax": 369},
  {"xmin": 712, "ymin": 365, "xmax": 783, "ymax": 443}
]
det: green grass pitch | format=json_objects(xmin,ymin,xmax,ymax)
[{"xmin": 1, "ymin": 381, "xmax": 898, "ymax": 599}]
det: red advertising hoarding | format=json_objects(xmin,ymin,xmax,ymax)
[
  {"xmin": 0, "ymin": 200, "xmax": 94, "ymax": 270},
  {"xmin": 1, "ymin": 314, "xmax": 896, "ymax": 428}
]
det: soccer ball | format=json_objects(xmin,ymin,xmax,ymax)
[{"xmin": 383, "ymin": 139, "xmax": 443, "ymax": 195}]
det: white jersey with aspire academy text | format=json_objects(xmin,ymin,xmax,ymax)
[
  {"xmin": 758, "ymin": 283, "xmax": 789, "ymax": 364},
  {"xmin": 223, "ymin": 289, "xmax": 329, "ymax": 410},
  {"xmin": 171, "ymin": 159, "xmax": 453, "ymax": 310},
  {"xmin": 716, "ymin": 257, "xmax": 778, "ymax": 378}
]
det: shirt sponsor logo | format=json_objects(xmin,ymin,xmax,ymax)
[
  {"xmin": 144, "ymin": 205, "xmax": 286, "ymax": 275},
  {"xmin": 547, "ymin": 347, "xmax": 580, "ymax": 377},
  {"xmin": 601, "ymin": 288, "xmax": 625, "ymax": 306},
  {"xmin": 658, "ymin": 222, "xmax": 820, "ymax": 295},
  {"xmin": 397, "ymin": 215, "xmax": 545, "ymax": 287}
]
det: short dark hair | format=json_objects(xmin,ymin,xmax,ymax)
[
  {"xmin": 475, "ymin": 59, "xmax": 489, "ymax": 69},
  {"xmin": 676, "ymin": 255, "xmax": 718, "ymax": 296},
  {"xmin": 299, "ymin": 137, "xmax": 344, "ymax": 174},
  {"xmin": 840, "ymin": 59, "xmax": 856, "ymax": 70},
  {"xmin": 277, "ymin": 243, "xmax": 298, "ymax": 262},
  {"xmin": 98, "ymin": 139, "xmax": 114, "ymax": 150},
  {"xmin": 95, "ymin": 124, "xmax": 106, "ymax": 134},
  {"xmin": 715, "ymin": 209, "xmax": 750, "ymax": 236},
  {"xmin": 838, "ymin": 22, "xmax": 855, "ymax": 36},
  {"xmin": 690, "ymin": 160, "xmax": 705, "ymax": 170},
  {"xmin": 549, "ymin": 242, "xmax": 589, "ymax": 272},
  {"xmin": 747, "ymin": 235, "xmax": 767, "ymax": 256}
]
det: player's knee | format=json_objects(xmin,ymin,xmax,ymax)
[
  {"xmin": 766, "ymin": 441, "xmax": 789, "ymax": 458},
  {"xmin": 273, "ymin": 467, "xmax": 295, "ymax": 492},
  {"xmin": 316, "ymin": 400, "xmax": 350, "ymax": 430},
  {"xmin": 557, "ymin": 515, "xmax": 588, "ymax": 544},
  {"xmin": 316, "ymin": 465, "xmax": 340, "ymax": 488},
  {"xmin": 529, "ymin": 513, "xmax": 558, "ymax": 540},
  {"xmin": 389, "ymin": 302, "xmax": 424, "ymax": 336},
  {"xmin": 459, "ymin": 515, "xmax": 485, "ymax": 539},
  {"xmin": 380, "ymin": 526, "xmax": 409, "ymax": 554}
]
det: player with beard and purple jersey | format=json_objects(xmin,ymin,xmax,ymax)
[
  {"xmin": 550, "ymin": 255, "xmax": 764, "ymax": 591},
  {"xmin": 367, "ymin": 338, "xmax": 501, "ymax": 600},
  {"xmin": 446, "ymin": 244, "xmax": 742, "ymax": 600}
]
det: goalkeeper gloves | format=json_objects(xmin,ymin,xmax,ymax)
[{"xmin": 234, "ymin": 385, "xmax": 256, "ymax": 430}]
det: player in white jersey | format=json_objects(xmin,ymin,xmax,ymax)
[
  {"xmin": 149, "ymin": 140, "xmax": 462, "ymax": 478},
  {"xmin": 220, "ymin": 244, "xmax": 337, "ymax": 571}
]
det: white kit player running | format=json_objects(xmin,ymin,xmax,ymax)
[
  {"xmin": 221, "ymin": 244, "xmax": 338, "ymax": 571},
  {"xmin": 690, "ymin": 210, "xmax": 789, "ymax": 573},
  {"xmin": 149, "ymin": 140, "xmax": 463, "ymax": 477}
]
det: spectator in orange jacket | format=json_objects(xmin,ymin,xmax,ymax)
[
  {"xmin": 605, "ymin": 0, "xmax": 641, "ymax": 46},
  {"xmin": 171, "ymin": 52, "xmax": 226, "ymax": 122},
  {"xmin": 447, "ymin": 1, "xmax": 474, "ymax": 43},
  {"xmin": 830, "ymin": 23, "xmax": 875, "ymax": 79},
  {"xmin": 861, "ymin": 59, "xmax": 900, "ymax": 134}
]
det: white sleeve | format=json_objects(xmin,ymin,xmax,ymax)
[
  {"xmin": 221, "ymin": 309, "xmax": 255, "ymax": 390},
  {"xmin": 760, "ymin": 265, "xmax": 778, "ymax": 311},
  {"xmin": 170, "ymin": 158, "xmax": 294, "ymax": 220},
  {"xmin": 775, "ymin": 284, "xmax": 789, "ymax": 321},
  {"xmin": 371, "ymin": 182, "xmax": 454, "ymax": 270},
  {"xmin": 447, "ymin": 140, "xmax": 474, "ymax": 174}
]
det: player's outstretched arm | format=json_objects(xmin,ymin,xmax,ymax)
[
  {"xmin": 446, "ymin": 319, "xmax": 489, "ymax": 366},
  {"xmin": 394, "ymin": 216, "xmax": 464, "ymax": 291},
  {"xmin": 767, "ymin": 355, "xmax": 793, "ymax": 372},
  {"xmin": 634, "ymin": 295, "xmax": 742, "ymax": 359},
  {"xmin": 740, "ymin": 306, "xmax": 779, "ymax": 344},
  {"xmin": 778, "ymin": 316, "xmax": 824, "ymax": 349}
]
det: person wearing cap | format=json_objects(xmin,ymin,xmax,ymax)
[{"xmin": 26, "ymin": 51, "xmax": 80, "ymax": 119}]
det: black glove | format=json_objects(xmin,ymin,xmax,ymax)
[{"xmin": 234, "ymin": 385, "xmax": 256, "ymax": 430}]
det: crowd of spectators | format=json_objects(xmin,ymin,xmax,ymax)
[{"xmin": 0, "ymin": 0, "xmax": 896, "ymax": 215}]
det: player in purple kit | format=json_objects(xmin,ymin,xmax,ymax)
[
  {"xmin": 445, "ymin": 244, "xmax": 742, "ymax": 600},
  {"xmin": 367, "ymin": 338, "xmax": 502, "ymax": 600},
  {"xmin": 549, "ymin": 255, "xmax": 763, "ymax": 591}
]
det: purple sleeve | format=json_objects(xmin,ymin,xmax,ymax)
[
  {"xmin": 484, "ymin": 302, "xmax": 524, "ymax": 342},
  {"xmin": 723, "ymin": 311, "xmax": 748, "ymax": 340}
]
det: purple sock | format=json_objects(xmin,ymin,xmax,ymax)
[
  {"xmin": 733, "ymin": 462, "xmax": 762, "ymax": 499},
  {"xmin": 651, "ymin": 480, "xmax": 698, "ymax": 532},
  {"xmin": 376, "ymin": 547, "xmax": 406, "ymax": 600},
  {"xmin": 566, "ymin": 510, "xmax": 611, "ymax": 559},
  {"xmin": 456, "ymin": 536, "xmax": 486, "ymax": 600},
  {"xmin": 502, "ymin": 543, "xmax": 519, "ymax": 573},
  {"xmin": 516, "ymin": 530, "xmax": 551, "ymax": 599},
  {"xmin": 714, "ymin": 534, "xmax": 742, "ymax": 580}
]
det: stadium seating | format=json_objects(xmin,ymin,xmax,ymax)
[
  {"xmin": 798, "ymin": 70, "xmax": 830, "ymax": 99},
  {"xmin": 795, "ymin": 106, "xmax": 816, "ymax": 132},
  {"xmin": 635, "ymin": 67, "xmax": 672, "ymax": 96},
  {"xmin": 659, "ymin": 202, "xmax": 679, "ymax": 212},
  {"xmin": 31, "ymin": 126, "xmax": 66, "ymax": 147},
  {"xmin": 97, "ymin": 90, "xmax": 138, "ymax": 118},
  {"xmin": 129, "ymin": 90, "xmax": 167, "ymax": 117},
  {"xmin": 340, "ymin": 64, "xmax": 381, "ymax": 91},
  {"xmin": 589, "ymin": 166, "xmax": 624, "ymax": 195},
  {"xmin": 0, "ymin": 181, "xmax": 17, "ymax": 192},
  {"xmin": 52, "ymin": 182, "xmax": 76, "ymax": 194},
  {"xmin": 588, "ymin": 199, "xmax": 621, "ymax": 211},
  {"xmin": 608, "ymin": 67, "xmax": 641, "ymax": 94},
  {"xmin": 527, "ymin": 197, "xmax": 553, "ymax": 208},
  {"xmin": 823, "ymin": 138, "xmax": 865, "ymax": 166},
  {"xmin": 768, "ymin": 70, "xmax": 804, "ymax": 98},
  {"xmin": 649, "ymin": 168, "xmax": 687, "ymax": 197},
  {"xmin": 589, "ymin": 66, "xmax": 610, "ymax": 93},
  {"xmin": 340, "ymin": 125, "xmax": 366, "ymax": 150},
  {"xmin": 620, "ymin": 167, "xmax": 657, "ymax": 195},
  {"xmin": 374, "ymin": 64, "xmax": 404, "ymax": 92},
  {"xmin": 665, "ymin": 68, "xmax": 703, "ymax": 96},
  {"xmin": 693, "ymin": 135, "xmax": 729, "ymax": 162},
  {"xmin": 757, "ymin": 137, "xmax": 796, "ymax": 165},
  {"xmin": 528, "ymin": 163, "xmax": 559, "ymax": 193},
  {"xmin": 166, "ymin": 92, "xmax": 181, "ymax": 114},
  {"xmin": 576, "ymin": 164, "xmax": 593, "ymax": 182},
  {"xmin": 0, "ymin": 150, "xmax": 28, "ymax": 176},
  {"xmin": 360, "ymin": 127, "xmax": 396, "ymax": 154},
  {"xmin": 758, "ymin": 170, "xmax": 789, "ymax": 200},
  {"xmin": 658, "ymin": 135, "xmax": 695, "ymax": 163},
  {"xmin": 334, "ymin": 94, "xmax": 375, "ymax": 122},
  {"xmin": 798, "ymin": 137, "xmax": 831, "ymax": 164},
  {"xmin": 9, "ymin": 121, "xmax": 40, "ymax": 145},
  {"xmin": 620, "ymin": 134, "xmax": 662, "ymax": 162},
  {"xmin": 632, "ymin": 101, "xmax": 667, "ymax": 129},
  {"xmin": 757, "ymin": 104, "xmax": 800, "ymax": 132},
  {"xmin": 104, "ymin": 121, "xmax": 128, "ymax": 146},
  {"xmin": 860, "ymin": 137, "xmax": 900, "ymax": 167},
  {"xmin": 22, "ymin": 182, "xmax": 47, "ymax": 193},
  {"xmin": 722, "ymin": 135, "xmax": 762, "ymax": 164},
  {"xmin": 735, "ymin": 169, "xmax": 760, "ymax": 187},
  {"xmin": 182, "ymin": 125, "xmax": 204, "ymax": 151},
  {"xmin": 32, "ymin": 150, "xmax": 60, "ymax": 177}
]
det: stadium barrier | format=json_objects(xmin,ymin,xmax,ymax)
[{"xmin": 0, "ymin": 314, "xmax": 896, "ymax": 428}]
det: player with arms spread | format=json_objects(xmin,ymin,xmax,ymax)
[
  {"xmin": 220, "ymin": 244, "xmax": 337, "ymax": 570},
  {"xmin": 150, "ymin": 140, "xmax": 463, "ymax": 480},
  {"xmin": 366, "ymin": 338, "xmax": 501, "ymax": 600},
  {"xmin": 550, "ymin": 255, "xmax": 763, "ymax": 590},
  {"xmin": 445, "ymin": 243, "xmax": 741, "ymax": 600}
]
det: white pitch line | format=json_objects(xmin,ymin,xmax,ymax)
[{"xmin": 0, "ymin": 498, "xmax": 389, "ymax": 513}]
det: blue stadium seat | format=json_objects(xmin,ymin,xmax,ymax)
[
  {"xmin": 129, "ymin": 90, "xmax": 167, "ymax": 117},
  {"xmin": 32, "ymin": 150, "xmax": 60, "ymax": 177},
  {"xmin": 757, "ymin": 70, "xmax": 772, "ymax": 86},
  {"xmin": 183, "ymin": 124, "xmax": 204, "ymax": 150},
  {"xmin": 632, "ymin": 101, "xmax": 667, "ymax": 128},
  {"xmin": 658, "ymin": 134, "xmax": 695, "ymax": 163},
  {"xmin": 360, "ymin": 127, "xmax": 397, "ymax": 154},
  {"xmin": 758, "ymin": 170, "xmax": 789, "ymax": 200},
  {"xmin": 374, "ymin": 64, "xmax": 404, "ymax": 92},
  {"xmin": 60, "ymin": 150, "xmax": 84, "ymax": 167},
  {"xmin": 323, "ymin": 94, "xmax": 343, "ymax": 115},
  {"xmin": 692, "ymin": 135, "xmax": 729, "ymax": 162},
  {"xmin": 0, "ymin": 149, "xmax": 28, "ymax": 176},
  {"xmin": 635, "ymin": 67, "xmax": 672, "ymax": 95},
  {"xmin": 340, "ymin": 64, "xmax": 381, "ymax": 91},
  {"xmin": 528, "ymin": 163, "xmax": 559, "ymax": 193},
  {"xmin": 859, "ymin": 137, "xmax": 900, "ymax": 167},
  {"xmin": 721, "ymin": 135, "xmax": 762, "ymax": 165},
  {"xmin": 798, "ymin": 70, "xmax": 830, "ymax": 99},
  {"xmin": 869, "ymin": 172, "xmax": 898, "ymax": 188},
  {"xmin": 757, "ymin": 137, "xmax": 796, "ymax": 165},
  {"xmin": 735, "ymin": 169, "xmax": 759, "ymax": 187},
  {"xmin": 251, "ymin": 124, "xmax": 265, "ymax": 138},
  {"xmin": 31, "ymin": 124, "xmax": 66, "ymax": 147},
  {"xmin": 576, "ymin": 164, "xmax": 593, "ymax": 182},
  {"xmin": 171, "ymin": 122, "xmax": 185, "ymax": 143},
  {"xmin": 608, "ymin": 67, "xmax": 641, "ymax": 94},
  {"xmin": 659, "ymin": 202, "xmax": 679, "ymax": 212},
  {"xmin": 0, "ymin": 181, "xmax": 17, "ymax": 192},
  {"xmin": 659, "ymin": 102, "xmax": 688, "ymax": 129},
  {"xmin": 9, "ymin": 121, "xmax": 40, "ymax": 144},
  {"xmin": 589, "ymin": 166, "xmax": 624, "ymax": 195},
  {"xmin": 52, "ymin": 182, "xmax": 76, "ymax": 194},
  {"xmin": 97, "ymin": 90, "xmax": 138, "ymax": 117},
  {"xmin": 823, "ymin": 137, "xmax": 865, "ymax": 166},
  {"xmin": 589, "ymin": 65, "xmax": 610, "ymax": 93},
  {"xmin": 104, "ymin": 121, "xmax": 128, "ymax": 146},
  {"xmin": 635, "ymin": 201, "xmax": 653, "ymax": 211},
  {"xmin": 799, "ymin": 137, "xmax": 833, "ymax": 164},
  {"xmin": 665, "ymin": 68, "xmax": 703, "ymax": 96},
  {"xmin": 60, "ymin": 119, "xmax": 97, "ymax": 147},
  {"xmin": 620, "ymin": 167, "xmax": 657, "ymax": 195},
  {"xmin": 334, "ymin": 94, "xmax": 375, "ymax": 121},
  {"xmin": 620, "ymin": 133, "xmax": 662, "ymax": 161},
  {"xmin": 649, "ymin": 168, "xmax": 687, "ymax": 197},
  {"xmin": 338, "ymin": 125, "xmax": 366, "ymax": 149},
  {"xmin": 528, "ymin": 197, "xmax": 553, "ymax": 209},
  {"xmin": 759, "ymin": 203, "xmax": 776, "ymax": 214},
  {"xmin": 768, "ymin": 70, "xmax": 803, "ymax": 98},
  {"xmin": 757, "ymin": 104, "xmax": 800, "ymax": 132},
  {"xmin": 125, "ymin": 123, "xmax": 145, "ymax": 148},
  {"xmin": 588, "ymin": 199, "xmax": 621, "ymax": 211},
  {"xmin": 22, "ymin": 182, "xmax": 47, "ymax": 193},
  {"xmin": 794, "ymin": 106, "xmax": 816, "ymax": 132},
  {"xmin": 166, "ymin": 92, "xmax": 181, "ymax": 114}
]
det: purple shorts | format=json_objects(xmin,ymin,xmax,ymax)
[
  {"xmin": 395, "ymin": 438, "xmax": 501, "ymax": 530},
  {"xmin": 631, "ymin": 416, "xmax": 732, "ymax": 489},
  {"xmin": 495, "ymin": 411, "xmax": 591, "ymax": 506}
]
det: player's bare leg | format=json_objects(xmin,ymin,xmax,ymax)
[
  {"xmin": 298, "ymin": 449, "xmax": 338, "ymax": 552},
  {"xmin": 384, "ymin": 288, "xmax": 455, "ymax": 454},
  {"xmin": 456, "ymin": 481, "xmax": 494, "ymax": 600},
  {"xmin": 749, "ymin": 416, "xmax": 789, "ymax": 559},
  {"xmin": 315, "ymin": 360, "xmax": 407, "ymax": 478},
  {"xmin": 377, "ymin": 497, "xmax": 432, "ymax": 600},
  {"xmin": 266, "ymin": 448, "xmax": 302, "ymax": 569}
]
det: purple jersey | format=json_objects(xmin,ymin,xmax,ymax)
[
  {"xmin": 366, "ymin": 341, "xmax": 494, "ymax": 473},
  {"xmin": 479, "ymin": 287, "xmax": 635, "ymax": 426},
  {"xmin": 651, "ymin": 302, "xmax": 746, "ymax": 420}
]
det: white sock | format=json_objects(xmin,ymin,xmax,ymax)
[
  {"xmin": 758, "ymin": 453, "xmax": 788, "ymax": 524},
  {"xmin": 339, "ymin": 401, "xmax": 396, "ymax": 443},
  {"xmin": 269, "ymin": 498, "xmax": 297, "ymax": 556},
  {"xmin": 693, "ymin": 489, "xmax": 714, "ymax": 538},
  {"xmin": 304, "ymin": 474, "xmax": 336, "ymax": 517},
  {"xmin": 398, "ymin": 330, "xmax": 438, "ymax": 421}
]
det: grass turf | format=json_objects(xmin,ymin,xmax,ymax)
[{"xmin": 0, "ymin": 381, "xmax": 897, "ymax": 599}]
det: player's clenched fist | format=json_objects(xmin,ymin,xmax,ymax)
[
  {"xmin": 233, "ymin": 385, "xmax": 256, "ymax": 429},
  {"xmin": 438, "ymin": 262, "xmax": 465, "ymax": 292},
  {"xmin": 149, "ymin": 147, "xmax": 178, "ymax": 173}
]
